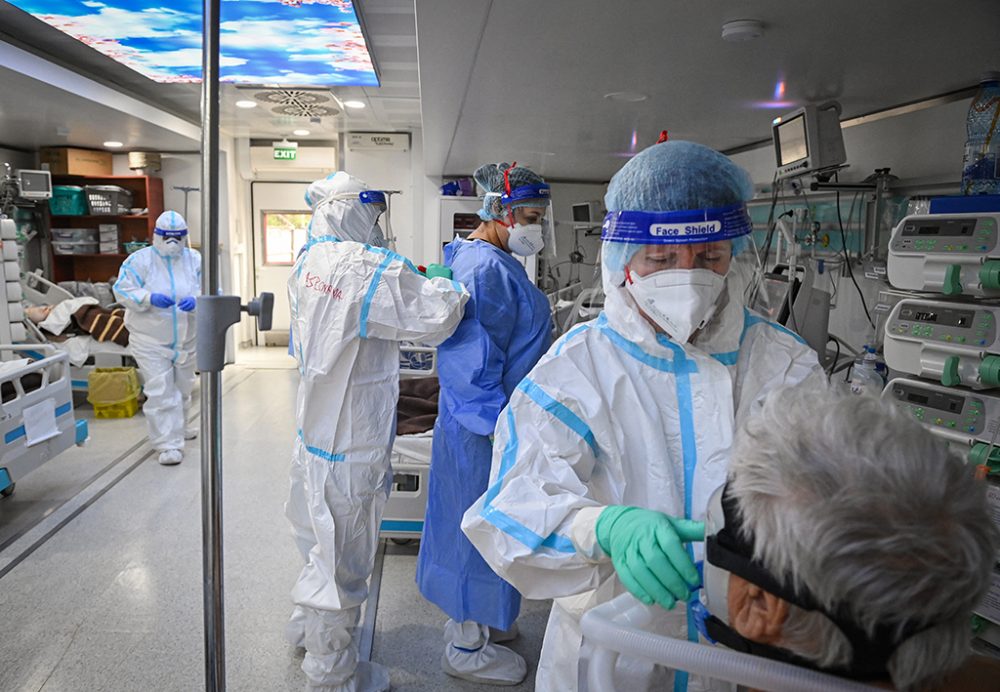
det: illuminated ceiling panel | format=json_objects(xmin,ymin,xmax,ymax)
[{"xmin": 7, "ymin": 0, "xmax": 379, "ymax": 86}]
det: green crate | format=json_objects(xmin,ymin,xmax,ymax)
[{"xmin": 49, "ymin": 186, "xmax": 88, "ymax": 216}]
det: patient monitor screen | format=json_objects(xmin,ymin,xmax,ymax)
[{"xmin": 777, "ymin": 115, "xmax": 808, "ymax": 166}]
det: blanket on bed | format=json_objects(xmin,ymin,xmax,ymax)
[
  {"xmin": 396, "ymin": 377, "xmax": 439, "ymax": 436},
  {"xmin": 71, "ymin": 305, "xmax": 130, "ymax": 346}
]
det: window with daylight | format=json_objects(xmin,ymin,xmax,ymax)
[{"xmin": 263, "ymin": 212, "xmax": 311, "ymax": 266}]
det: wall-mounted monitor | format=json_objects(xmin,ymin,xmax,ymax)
[
  {"xmin": 772, "ymin": 102, "xmax": 847, "ymax": 180},
  {"xmin": 17, "ymin": 169, "xmax": 52, "ymax": 200},
  {"xmin": 572, "ymin": 201, "xmax": 604, "ymax": 225}
]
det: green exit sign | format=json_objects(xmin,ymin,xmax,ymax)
[{"xmin": 274, "ymin": 147, "xmax": 297, "ymax": 161}]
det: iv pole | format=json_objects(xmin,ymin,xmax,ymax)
[
  {"xmin": 200, "ymin": 1, "xmax": 225, "ymax": 689},
  {"xmin": 197, "ymin": 5, "xmax": 273, "ymax": 690}
]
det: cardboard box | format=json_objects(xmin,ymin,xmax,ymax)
[
  {"xmin": 39, "ymin": 147, "xmax": 113, "ymax": 176},
  {"xmin": 99, "ymin": 240, "xmax": 119, "ymax": 255}
]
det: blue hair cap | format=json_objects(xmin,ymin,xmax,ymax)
[
  {"xmin": 474, "ymin": 162, "xmax": 547, "ymax": 221},
  {"xmin": 605, "ymin": 140, "xmax": 754, "ymax": 213}
]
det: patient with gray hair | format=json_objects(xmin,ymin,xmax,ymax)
[{"xmin": 699, "ymin": 384, "xmax": 1000, "ymax": 691}]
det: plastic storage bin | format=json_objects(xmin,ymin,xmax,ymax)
[
  {"xmin": 52, "ymin": 228, "xmax": 98, "ymax": 242},
  {"xmin": 87, "ymin": 367, "xmax": 141, "ymax": 419},
  {"xmin": 52, "ymin": 241, "xmax": 99, "ymax": 255},
  {"xmin": 49, "ymin": 185, "xmax": 88, "ymax": 216},
  {"xmin": 124, "ymin": 241, "xmax": 149, "ymax": 254},
  {"xmin": 84, "ymin": 185, "xmax": 133, "ymax": 215}
]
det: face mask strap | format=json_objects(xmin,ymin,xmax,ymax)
[{"xmin": 707, "ymin": 483, "xmax": 931, "ymax": 680}]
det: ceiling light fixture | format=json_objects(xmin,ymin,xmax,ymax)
[
  {"xmin": 344, "ymin": 100, "xmax": 366, "ymax": 109},
  {"xmin": 235, "ymin": 99, "xmax": 258, "ymax": 109},
  {"xmin": 104, "ymin": 141, "xmax": 123, "ymax": 148},
  {"xmin": 721, "ymin": 19, "xmax": 764, "ymax": 42},
  {"xmin": 293, "ymin": 129, "xmax": 311, "ymax": 136},
  {"xmin": 604, "ymin": 91, "xmax": 648, "ymax": 103}
]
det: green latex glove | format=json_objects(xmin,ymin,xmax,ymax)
[
  {"xmin": 425, "ymin": 263, "xmax": 453, "ymax": 280},
  {"xmin": 596, "ymin": 506, "xmax": 705, "ymax": 610}
]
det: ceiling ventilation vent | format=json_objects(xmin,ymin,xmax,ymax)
[{"xmin": 254, "ymin": 89, "xmax": 340, "ymax": 117}]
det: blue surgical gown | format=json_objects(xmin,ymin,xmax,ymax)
[{"xmin": 416, "ymin": 238, "xmax": 552, "ymax": 629}]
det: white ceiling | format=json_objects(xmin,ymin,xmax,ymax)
[
  {"xmin": 416, "ymin": 0, "xmax": 1000, "ymax": 181},
  {"xmin": 1, "ymin": 0, "xmax": 998, "ymax": 176}
]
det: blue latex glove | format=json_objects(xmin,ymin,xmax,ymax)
[
  {"xmin": 150, "ymin": 293, "xmax": 175, "ymax": 309},
  {"xmin": 178, "ymin": 296, "xmax": 197, "ymax": 312},
  {"xmin": 596, "ymin": 505, "xmax": 705, "ymax": 610}
]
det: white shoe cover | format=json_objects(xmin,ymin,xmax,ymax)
[
  {"xmin": 185, "ymin": 426, "xmax": 198, "ymax": 440},
  {"xmin": 489, "ymin": 621, "xmax": 519, "ymax": 644},
  {"xmin": 158, "ymin": 449, "xmax": 183, "ymax": 465},
  {"xmin": 305, "ymin": 661, "xmax": 390, "ymax": 692},
  {"xmin": 442, "ymin": 620, "xmax": 527, "ymax": 686}
]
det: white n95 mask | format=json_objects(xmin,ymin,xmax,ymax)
[
  {"xmin": 507, "ymin": 223, "xmax": 545, "ymax": 256},
  {"xmin": 626, "ymin": 267, "xmax": 726, "ymax": 343},
  {"xmin": 154, "ymin": 234, "xmax": 185, "ymax": 257}
]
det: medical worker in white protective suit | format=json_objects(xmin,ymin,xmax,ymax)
[
  {"xmin": 462, "ymin": 141, "xmax": 823, "ymax": 691},
  {"xmin": 286, "ymin": 172, "xmax": 469, "ymax": 692},
  {"xmin": 113, "ymin": 210, "xmax": 200, "ymax": 466}
]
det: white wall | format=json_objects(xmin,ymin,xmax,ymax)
[
  {"xmin": 732, "ymin": 98, "xmax": 971, "ymax": 188},
  {"xmin": 343, "ymin": 138, "xmax": 419, "ymax": 261},
  {"xmin": 0, "ymin": 147, "xmax": 36, "ymax": 171},
  {"xmin": 547, "ymin": 182, "xmax": 607, "ymax": 290}
]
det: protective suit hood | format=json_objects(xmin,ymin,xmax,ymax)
[{"xmin": 306, "ymin": 171, "xmax": 386, "ymax": 246}]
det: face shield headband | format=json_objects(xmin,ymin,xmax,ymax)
[
  {"xmin": 155, "ymin": 228, "xmax": 187, "ymax": 240},
  {"xmin": 317, "ymin": 189, "xmax": 387, "ymax": 210},
  {"xmin": 601, "ymin": 202, "xmax": 752, "ymax": 245},
  {"xmin": 696, "ymin": 482, "xmax": 928, "ymax": 682}
]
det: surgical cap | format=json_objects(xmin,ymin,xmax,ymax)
[
  {"xmin": 474, "ymin": 162, "xmax": 548, "ymax": 221},
  {"xmin": 604, "ymin": 140, "xmax": 754, "ymax": 213},
  {"xmin": 600, "ymin": 141, "xmax": 757, "ymax": 296}
]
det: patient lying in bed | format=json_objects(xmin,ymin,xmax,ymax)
[{"xmin": 26, "ymin": 299, "xmax": 129, "ymax": 346}]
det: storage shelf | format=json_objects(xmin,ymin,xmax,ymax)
[
  {"xmin": 53, "ymin": 253, "xmax": 128, "ymax": 259},
  {"xmin": 48, "ymin": 174, "xmax": 162, "ymax": 282},
  {"xmin": 51, "ymin": 215, "xmax": 148, "ymax": 221}
]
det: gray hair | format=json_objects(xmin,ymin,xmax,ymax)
[{"xmin": 729, "ymin": 383, "xmax": 998, "ymax": 691}]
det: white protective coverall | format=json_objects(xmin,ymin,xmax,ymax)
[
  {"xmin": 113, "ymin": 239, "xmax": 200, "ymax": 454},
  {"xmin": 286, "ymin": 172, "xmax": 469, "ymax": 692},
  {"xmin": 462, "ymin": 279, "xmax": 821, "ymax": 691}
]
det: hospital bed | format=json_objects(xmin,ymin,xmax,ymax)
[
  {"xmin": 20, "ymin": 270, "xmax": 132, "ymax": 392},
  {"xmin": 0, "ymin": 344, "xmax": 89, "ymax": 498},
  {"xmin": 380, "ymin": 344, "xmax": 438, "ymax": 541}
]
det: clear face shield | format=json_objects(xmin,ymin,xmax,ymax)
[
  {"xmin": 599, "ymin": 203, "xmax": 759, "ymax": 342},
  {"xmin": 153, "ymin": 228, "xmax": 189, "ymax": 256},
  {"xmin": 498, "ymin": 180, "xmax": 554, "ymax": 258}
]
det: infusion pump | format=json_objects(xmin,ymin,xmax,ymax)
[
  {"xmin": 881, "ymin": 377, "xmax": 1000, "ymax": 469},
  {"xmin": 887, "ymin": 213, "xmax": 1000, "ymax": 297},
  {"xmin": 883, "ymin": 298, "xmax": 1000, "ymax": 390}
]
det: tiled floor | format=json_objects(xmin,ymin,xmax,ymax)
[{"xmin": 0, "ymin": 366, "xmax": 547, "ymax": 691}]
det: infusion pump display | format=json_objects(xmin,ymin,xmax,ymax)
[
  {"xmin": 883, "ymin": 378, "xmax": 991, "ymax": 441},
  {"xmin": 891, "ymin": 216, "xmax": 995, "ymax": 252},
  {"xmin": 883, "ymin": 299, "xmax": 1000, "ymax": 390},
  {"xmin": 886, "ymin": 300, "xmax": 997, "ymax": 347}
]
